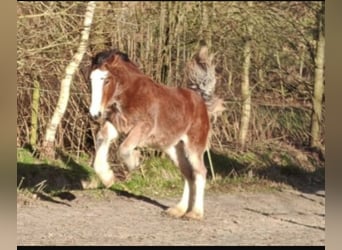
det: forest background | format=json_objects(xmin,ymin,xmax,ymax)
[{"xmin": 17, "ymin": 1, "xmax": 325, "ymax": 191}]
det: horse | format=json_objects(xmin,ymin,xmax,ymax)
[{"xmin": 88, "ymin": 44, "xmax": 222, "ymax": 220}]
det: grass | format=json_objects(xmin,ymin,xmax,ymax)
[
  {"xmin": 111, "ymin": 156, "xmax": 183, "ymax": 197},
  {"xmin": 17, "ymin": 141, "xmax": 325, "ymax": 201},
  {"xmin": 17, "ymin": 147, "xmax": 39, "ymax": 164}
]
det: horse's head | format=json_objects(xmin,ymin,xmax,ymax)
[
  {"xmin": 88, "ymin": 49, "xmax": 141, "ymax": 120},
  {"xmin": 88, "ymin": 50, "xmax": 121, "ymax": 119}
]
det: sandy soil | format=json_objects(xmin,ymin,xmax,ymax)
[{"xmin": 17, "ymin": 188, "xmax": 325, "ymax": 246}]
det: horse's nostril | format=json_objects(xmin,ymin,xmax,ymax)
[
  {"xmin": 90, "ymin": 112, "xmax": 96, "ymax": 119},
  {"xmin": 90, "ymin": 112, "xmax": 101, "ymax": 120}
]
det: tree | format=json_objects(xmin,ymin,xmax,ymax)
[
  {"xmin": 238, "ymin": 2, "xmax": 253, "ymax": 151},
  {"xmin": 310, "ymin": 2, "xmax": 325, "ymax": 150},
  {"xmin": 29, "ymin": 79, "xmax": 40, "ymax": 149},
  {"xmin": 41, "ymin": 1, "xmax": 96, "ymax": 158}
]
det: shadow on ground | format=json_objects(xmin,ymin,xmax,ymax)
[
  {"xmin": 17, "ymin": 148, "xmax": 169, "ymax": 209},
  {"xmin": 17, "ymin": 149, "xmax": 92, "ymax": 192},
  {"xmin": 111, "ymin": 188, "xmax": 168, "ymax": 210},
  {"xmin": 256, "ymin": 162, "xmax": 325, "ymax": 194},
  {"xmin": 204, "ymin": 149, "xmax": 325, "ymax": 194}
]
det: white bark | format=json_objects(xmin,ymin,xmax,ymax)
[
  {"xmin": 42, "ymin": 1, "xmax": 96, "ymax": 156},
  {"xmin": 238, "ymin": 1, "xmax": 253, "ymax": 150},
  {"xmin": 239, "ymin": 37, "xmax": 252, "ymax": 150}
]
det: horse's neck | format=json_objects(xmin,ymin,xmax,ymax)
[{"xmin": 110, "ymin": 68, "xmax": 141, "ymax": 96}]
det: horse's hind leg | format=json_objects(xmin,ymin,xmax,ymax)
[
  {"xmin": 184, "ymin": 149, "xmax": 207, "ymax": 220},
  {"xmin": 164, "ymin": 142, "xmax": 193, "ymax": 218},
  {"xmin": 166, "ymin": 141, "xmax": 207, "ymax": 220},
  {"xmin": 93, "ymin": 121, "xmax": 118, "ymax": 187}
]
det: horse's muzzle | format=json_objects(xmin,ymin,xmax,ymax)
[{"xmin": 90, "ymin": 111, "xmax": 101, "ymax": 121}]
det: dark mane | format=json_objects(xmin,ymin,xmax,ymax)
[{"xmin": 91, "ymin": 49, "xmax": 130, "ymax": 68}]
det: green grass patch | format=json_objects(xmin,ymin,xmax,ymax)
[
  {"xmin": 111, "ymin": 156, "xmax": 183, "ymax": 198},
  {"xmin": 17, "ymin": 148, "xmax": 39, "ymax": 164}
]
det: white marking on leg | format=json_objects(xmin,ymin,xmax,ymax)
[
  {"xmin": 178, "ymin": 179, "xmax": 190, "ymax": 211},
  {"xmin": 119, "ymin": 143, "xmax": 140, "ymax": 171},
  {"xmin": 95, "ymin": 121, "xmax": 118, "ymax": 150},
  {"xmin": 165, "ymin": 145, "xmax": 189, "ymax": 213},
  {"xmin": 89, "ymin": 69, "xmax": 108, "ymax": 117},
  {"xmin": 188, "ymin": 154, "xmax": 206, "ymax": 216},
  {"xmin": 105, "ymin": 121, "xmax": 119, "ymax": 141},
  {"xmin": 93, "ymin": 122, "xmax": 118, "ymax": 188},
  {"xmin": 94, "ymin": 141, "xmax": 114, "ymax": 187},
  {"xmin": 193, "ymin": 173, "xmax": 206, "ymax": 215},
  {"xmin": 165, "ymin": 146, "xmax": 178, "ymax": 164}
]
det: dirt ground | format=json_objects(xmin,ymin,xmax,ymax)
[{"xmin": 17, "ymin": 187, "xmax": 325, "ymax": 246}]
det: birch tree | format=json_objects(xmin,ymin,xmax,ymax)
[
  {"xmin": 41, "ymin": 1, "xmax": 96, "ymax": 158},
  {"xmin": 238, "ymin": 2, "xmax": 253, "ymax": 151}
]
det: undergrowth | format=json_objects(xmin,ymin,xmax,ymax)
[{"xmin": 17, "ymin": 141, "xmax": 324, "ymax": 200}]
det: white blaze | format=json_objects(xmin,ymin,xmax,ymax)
[{"xmin": 89, "ymin": 69, "xmax": 109, "ymax": 117}]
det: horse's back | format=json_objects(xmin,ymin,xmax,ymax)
[{"xmin": 148, "ymin": 84, "xmax": 210, "ymax": 150}]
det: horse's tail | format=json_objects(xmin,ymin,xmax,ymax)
[{"xmin": 186, "ymin": 41, "xmax": 225, "ymax": 122}]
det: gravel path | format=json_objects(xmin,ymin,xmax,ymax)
[{"xmin": 17, "ymin": 188, "xmax": 325, "ymax": 246}]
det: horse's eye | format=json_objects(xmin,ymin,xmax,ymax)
[{"xmin": 104, "ymin": 79, "xmax": 110, "ymax": 86}]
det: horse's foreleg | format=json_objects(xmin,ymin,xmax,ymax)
[
  {"xmin": 119, "ymin": 123, "xmax": 149, "ymax": 171},
  {"xmin": 94, "ymin": 121, "xmax": 118, "ymax": 188}
]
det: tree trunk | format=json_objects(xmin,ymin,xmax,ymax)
[
  {"xmin": 157, "ymin": 2, "xmax": 167, "ymax": 83},
  {"xmin": 239, "ymin": 37, "xmax": 252, "ymax": 151},
  {"xmin": 202, "ymin": 2, "xmax": 212, "ymax": 48},
  {"xmin": 174, "ymin": 2, "xmax": 183, "ymax": 86},
  {"xmin": 299, "ymin": 47, "xmax": 305, "ymax": 78},
  {"xmin": 30, "ymin": 80, "xmax": 40, "ymax": 149},
  {"xmin": 310, "ymin": 2, "xmax": 325, "ymax": 149},
  {"xmin": 239, "ymin": 2, "xmax": 253, "ymax": 151},
  {"xmin": 41, "ymin": 1, "xmax": 96, "ymax": 159}
]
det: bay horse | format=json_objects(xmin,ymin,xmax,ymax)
[{"xmin": 88, "ymin": 44, "xmax": 222, "ymax": 220}]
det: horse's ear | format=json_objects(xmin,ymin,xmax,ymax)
[
  {"xmin": 103, "ymin": 54, "xmax": 117, "ymax": 70},
  {"xmin": 107, "ymin": 54, "xmax": 116, "ymax": 64}
]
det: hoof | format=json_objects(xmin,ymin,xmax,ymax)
[
  {"xmin": 103, "ymin": 178, "xmax": 115, "ymax": 188},
  {"xmin": 98, "ymin": 171, "xmax": 115, "ymax": 188},
  {"xmin": 183, "ymin": 210, "xmax": 204, "ymax": 220},
  {"xmin": 163, "ymin": 206, "xmax": 186, "ymax": 218}
]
